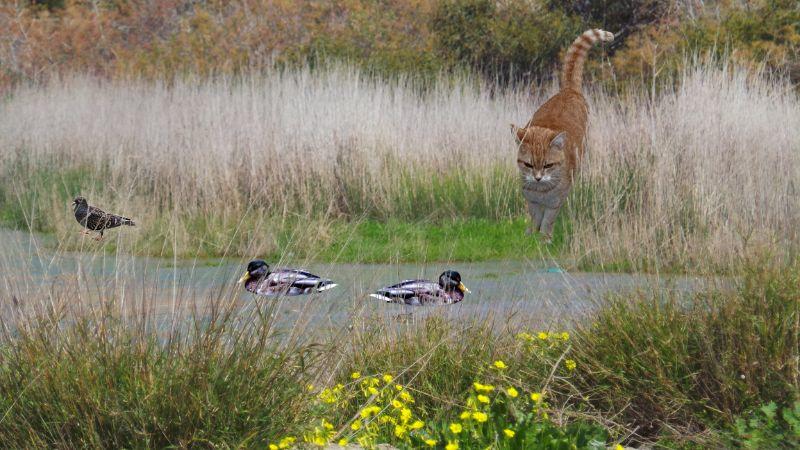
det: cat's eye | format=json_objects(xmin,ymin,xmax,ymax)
[
  {"xmin": 544, "ymin": 163, "xmax": 557, "ymax": 169},
  {"xmin": 517, "ymin": 159, "xmax": 533, "ymax": 169}
]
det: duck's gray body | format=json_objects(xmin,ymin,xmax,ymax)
[
  {"xmin": 244, "ymin": 269, "xmax": 337, "ymax": 297},
  {"xmin": 370, "ymin": 279, "xmax": 465, "ymax": 306}
]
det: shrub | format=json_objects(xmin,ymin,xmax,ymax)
[
  {"xmin": 431, "ymin": 0, "xmax": 583, "ymax": 83},
  {"xmin": 729, "ymin": 402, "xmax": 800, "ymax": 449},
  {"xmin": 569, "ymin": 262, "xmax": 800, "ymax": 439}
]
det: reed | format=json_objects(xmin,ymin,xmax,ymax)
[{"xmin": 0, "ymin": 61, "xmax": 797, "ymax": 269}]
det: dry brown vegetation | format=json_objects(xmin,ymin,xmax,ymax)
[{"xmin": 0, "ymin": 61, "xmax": 797, "ymax": 268}]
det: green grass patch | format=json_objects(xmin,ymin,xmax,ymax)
[
  {"xmin": 314, "ymin": 218, "xmax": 558, "ymax": 263},
  {"xmin": 0, "ymin": 163, "xmax": 98, "ymax": 232}
]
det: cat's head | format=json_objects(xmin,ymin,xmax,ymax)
[{"xmin": 511, "ymin": 125, "xmax": 567, "ymax": 186}]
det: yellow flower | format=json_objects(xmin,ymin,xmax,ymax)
[
  {"xmin": 424, "ymin": 438, "xmax": 437, "ymax": 447},
  {"xmin": 360, "ymin": 405, "xmax": 380, "ymax": 418},
  {"xmin": 560, "ymin": 332, "xmax": 569, "ymax": 340},
  {"xmin": 516, "ymin": 332, "xmax": 533, "ymax": 341},
  {"xmin": 445, "ymin": 441, "xmax": 459, "ymax": 450},
  {"xmin": 473, "ymin": 382, "xmax": 495, "ymax": 393},
  {"xmin": 319, "ymin": 388, "xmax": 337, "ymax": 404},
  {"xmin": 565, "ymin": 359, "xmax": 577, "ymax": 371},
  {"xmin": 351, "ymin": 371, "xmax": 361, "ymax": 379},
  {"xmin": 394, "ymin": 425, "xmax": 407, "ymax": 438},
  {"xmin": 382, "ymin": 374, "xmax": 394, "ymax": 383},
  {"xmin": 537, "ymin": 331, "xmax": 549, "ymax": 340},
  {"xmin": 472, "ymin": 411, "xmax": 488, "ymax": 422},
  {"xmin": 306, "ymin": 384, "xmax": 314, "ymax": 391},
  {"xmin": 391, "ymin": 399, "xmax": 403, "ymax": 408},
  {"xmin": 477, "ymin": 394, "xmax": 490, "ymax": 404},
  {"xmin": 278, "ymin": 436, "xmax": 296, "ymax": 449},
  {"xmin": 395, "ymin": 384, "xmax": 404, "ymax": 391},
  {"xmin": 449, "ymin": 423, "xmax": 463, "ymax": 434},
  {"xmin": 410, "ymin": 420, "xmax": 425, "ymax": 430},
  {"xmin": 399, "ymin": 391, "xmax": 414, "ymax": 403},
  {"xmin": 312, "ymin": 435, "xmax": 326, "ymax": 445},
  {"xmin": 368, "ymin": 386, "xmax": 379, "ymax": 396},
  {"xmin": 269, "ymin": 445, "xmax": 278, "ymax": 450},
  {"xmin": 400, "ymin": 407, "xmax": 412, "ymax": 422},
  {"xmin": 504, "ymin": 428, "xmax": 515, "ymax": 438},
  {"xmin": 506, "ymin": 387, "xmax": 519, "ymax": 398},
  {"xmin": 350, "ymin": 420, "xmax": 362, "ymax": 431},
  {"xmin": 530, "ymin": 392, "xmax": 543, "ymax": 403},
  {"xmin": 322, "ymin": 419, "xmax": 334, "ymax": 430},
  {"xmin": 493, "ymin": 360, "xmax": 508, "ymax": 370},
  {"xmin": 615, "ymin": 445, "xmax": 624, "ymax": 450},
  {"xmin": 459, "ymin": 410, "xmax": 471, "ymax": 420},
  {"xmin": 338, "ymin": 439, "xmax": 348, "ymax": 446}
]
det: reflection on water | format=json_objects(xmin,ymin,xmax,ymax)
[{"xmin": 0, "ymin": 228, "xmax": 718, "ymax": 335}]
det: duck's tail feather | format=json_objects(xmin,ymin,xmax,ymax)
[
  {"xmin": 369, "ymin": 293, "xmax": 394, "ymax": 303},
  {"xmin": 316, "ymin": 283, "xmax": 338, "ymax": 292}
]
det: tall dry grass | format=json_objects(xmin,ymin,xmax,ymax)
[{"xmin": 0, "ymin": 62, "xmax": 797, "ymax": 267}]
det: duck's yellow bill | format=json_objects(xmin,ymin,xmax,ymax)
[
  {"xmin": 459, "ymin": 282, "xmax": 470, "ymax": 294},
  {"xmin": 238, "ymin": 271, "xmax": 250, "ymax": 284}
]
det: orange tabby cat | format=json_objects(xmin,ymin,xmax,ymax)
[{"xmin": 512, "ymin": 29, "xmax": 614, "ymax": 242}]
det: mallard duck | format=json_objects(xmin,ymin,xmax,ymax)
[
  {"xmin": 237, "ymin": 260, "xmax": 338, "ymax": 296},
  {"xmin": 72, "ymin": 196, "xmax": 135, "ymax": 240},
  {"xmin": 369, "ymin": 270, "xmax": 469, "ymax": 306}
]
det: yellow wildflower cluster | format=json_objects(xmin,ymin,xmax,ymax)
[
  {"xmin": 515, "ymin": 330, "xmax": 577, "ymax": 375},
  {"xmin": 291, "ymin": 367, "xmax": 560, "ymax": 448},
  {"xmin": 516, "ymin": 330, "xmax": 570, "ymax": 342},
  {"xmin": 302, "ymin": 419, "xmax": 337, "ymax": 447},
  {"xmin": 268, "ymin": 436, "xmax": 296, "ymax": 449},
  {"xmin": 348, "ymin": 373, "xmax": 435, "ymax": 447},
  {"xmin": 318, "ymin": 384, "xmax": 344, "ymax": 405}
]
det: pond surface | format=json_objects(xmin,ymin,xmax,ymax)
[{"xmin": 0, "ymin": 228, "xmax": 719, "ymax": 335}]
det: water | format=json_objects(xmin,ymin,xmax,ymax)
[{"xmin": 0, "ymin": 228, "xmax": 717, "ymax": 335}]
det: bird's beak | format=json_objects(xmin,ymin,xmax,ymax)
[
  {"xmin": 237, "ymin": 271, "xmax": 250, "ymax": 284},
  {"xmin": 459, "ymin": 282, "xmax": 470, "ymax": 294}
]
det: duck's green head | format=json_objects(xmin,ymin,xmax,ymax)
[
  {"xmin": 238, "ymin": 259, "xmax": 270, "ymax": 284},
  {"xmin": 439, "ymin": 270, "xmax": 469, "ymax": 294}
]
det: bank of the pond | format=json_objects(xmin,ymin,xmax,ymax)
[
  {"xmin": 0, "ymin": 260, "xmax": 795, "ymax": 448},
  {"xmin": 0, "ymin": 216, "xmax": 566, "ymax": 263}
]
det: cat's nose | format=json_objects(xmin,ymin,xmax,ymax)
[{"xmin": 534, "ymin": 173, "xmax": 542, "ymax": 181}]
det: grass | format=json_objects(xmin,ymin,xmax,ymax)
[
  {"xmin": 316, "ymin": 218, "xmax": 558, "ymax": 263},
  {"xmin": 1, "ymin": 253, "xmax": 797, "ymax": 448},
  {"xmin": 2, "ymin": 62, "xmax": 798, "ymax": 269}
]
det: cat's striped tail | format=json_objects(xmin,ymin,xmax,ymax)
[{"xmin": 561, "ymin": 29, "xmax": 614, "ymax": 92}]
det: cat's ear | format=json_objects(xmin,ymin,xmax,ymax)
[
  {"xmin": 550, "ymin": 132, "xmax": 567, "ymax": 151},
  {"xmin": 511, "ymin": 124, "xmax": 526, "ymax": 144}
]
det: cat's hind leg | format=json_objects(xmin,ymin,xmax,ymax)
[
  {"xmin": 526, "ymin": 202, "xmax": 545, "ymax": 235},
  {"xmin": 539, "ymin": 206, "xmax": 561, "ymax": 243}
]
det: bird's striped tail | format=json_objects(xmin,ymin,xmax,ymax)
[
  {"xmin": 115, "ymin": 216, "xmax": 135, "ymax": 227},
  {"xmin": 561, "ymin": 29, "xmax": 614, "ymax": 92}
]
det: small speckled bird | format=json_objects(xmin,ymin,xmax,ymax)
[
  {"xmin": 238, "ymin": 260, "xmax": 338, "ymax": 296},
  {"xmin": 370, "ymin": 270, "xmax": 469, "ymax": 306},
  {"xmin": 72, "ymin": 196, "xmax": 135, "ymax": 240}
]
